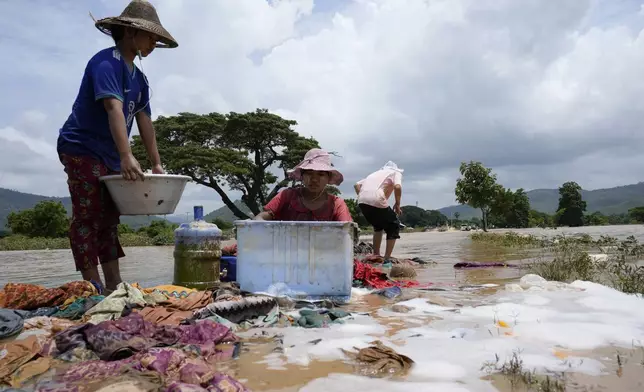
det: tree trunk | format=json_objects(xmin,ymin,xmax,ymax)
[
  {"xmin": 241, "ymin": 193, "xmax": 261, "ymax": 216},
  {"xmin": 481, "ymin": 208, "xmax": 488, "ymax": 232},
  {"xmin": 225, "ymin": 200, "xmax": 252, "ymax": 220},
  {"xmin": 267, "ymin": 178, "xmax": 289, "ymax": 201}
]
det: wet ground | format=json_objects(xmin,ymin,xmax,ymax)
[{"xmin": 2, "ymin": 225, "xmax": 644, "ymax": 391}]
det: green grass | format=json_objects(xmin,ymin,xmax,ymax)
[
  {"xmin": 471, "ymin": 232, "xmax": 547, "ymax": 247},
  {"xmin": 0, "ymin": 233, "xmax": 160, "ymax": 251},
  {"xmin": 0, "ymin": 229, "xmax": 236, "ymax": 252}
]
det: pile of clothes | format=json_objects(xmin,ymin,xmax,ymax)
[
  {"xmin": 0, "ymin": 279, "xmax": 355, "ymax": 391},
  {"xmin": 0, "ymin": 240, "xmax": 431, "ymax": 390}
]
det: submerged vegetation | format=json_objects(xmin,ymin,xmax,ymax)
[
  {"xmin": 0, "ymin": 231, "xmax": 163, "ymax": 251},
  {"xmin": 472, "ymin": 232, "xmax": 644, "ymax": 294},
  {"xmin": 482, "ymin": 350, "xmax": 566, "ymax": 392}
]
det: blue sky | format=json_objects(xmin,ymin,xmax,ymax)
[{"xmin": 1, "ymin": 0, "xmax": 644, "ymax": 216}]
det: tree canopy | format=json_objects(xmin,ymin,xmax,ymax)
[
  {"xmin": 132, "ymin": 109, "xmax": 319, "ymax": 219},
  {"xmin": 629, "ymin": 206, "xmax": 644, "ymax": 223},
  {"xmin": 556, "ymin": 181, "xmax": 587, "ymax": 227},
  {"xmin": 455, "ymin": 161, "xmax": 498, "ymax": 231},
  {"xmin": 400, "ymin": 206, "xmax": 448, "ymax": 228},
  {"xmin": 6, "ymin": 200, "xmax": 69, "ymax": 238},
  {"xmin": 488, "ymin": 187, "xmax": 530, "ymax": 228}
]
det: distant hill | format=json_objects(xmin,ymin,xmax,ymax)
[
  {"xmin": 204, "ymin": 200, "xmax": 253, "ymax": 222},
  {"xmin": 436, "ymin": 204, "xmax": 482, "ymax": 220},
  {"xmin": 527, "ymin": 182, "xmax": 644, "ymax": 215},
  {"xmin": 0, "ymin": 188, "xmax": 163, "ymax": 230},
  {"xmin": 438, "ymin": 182, "xmax": 644, "ymax": 218},
  {"xmin": 5, "ymin": 180, "xmax": 644, "ymax": 228}
]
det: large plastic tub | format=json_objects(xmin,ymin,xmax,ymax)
[
  {"xmin": 234, "ymin": 220, "xmax": 357, "ymax": 296},
  {"xmin": 99, "ymin": 174, "xmax": 190, "ymax": 215}
]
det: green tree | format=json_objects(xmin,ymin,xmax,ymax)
[
  {"xmin": 584, "ymin": 211, "xmax": 608, "ymax": 226},
  {"xmin": 6, "ymin": 209, "xmax": 33, "ymax": 236},
  {"xmin": 6, "ymin": 200, "xmax": 69, "ymax": 238},
  {"xmin": 606, "ymin": 213, "xmax": 631, "ymax": 225},
  {"xmin": 455, "ymin": 161, "xmax": 498, "ymax": 231},
  {"xmin": 628, "ymin": 206, "xmax": 644, "ymax": 223},
  {"xmin": 528, "ymin": 210, "xmax": 553, "ymax": 228},
  {"xmin": 400, "ymin": 206, "xmax": 430, "ymax": 227},
  {"xmin": 118, "ymin": 223, "xmax": 134, "ymax": 235},
  {"xmin": 344, "ymin": 198, "xmax": 369, "ymax": 228},
  {"xmin": 131, "ymin": 109, "xmax": 319, "ymax": 220},
  {"xmin": 556, "ymin": 182, "xmax": 587, "ymax": 227},
  {"xmin": 139, "ymin": 220, "xmax": 177, "ymax": 238},
  {"xmin": 512, "ymin": 189, "xmax": 531, "ymax": 228},
  {"xmin": 427, "ymin": 210, "xmax": 449, "ymax": 226},
  {"xmin": 399, "ymin": 206, "xmax": 448, "ymax": 228},
  {"xmin": 453, "ymin": 212, "xmax": 460, "ymax": 221},
  {"xmin": 489, "ymin": 187, "xmax": 531, "ymax": 228},
  {"xmin": 488, "ymin": 185, "xmax": 511, "ymax": 228}
]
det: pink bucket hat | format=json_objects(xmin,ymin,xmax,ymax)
[{"xmin": 288, "ymin": 148, "xmax": 344, "ymax": 186}]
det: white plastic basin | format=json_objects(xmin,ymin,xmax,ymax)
[
  {"xmin": 99, "ymin": 174, "xmax": 191, "ymax": 215},
  {"xmin": 234, "ymin": 220, "xmax": 357, "ymax": 297}
]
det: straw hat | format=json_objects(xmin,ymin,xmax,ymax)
[
  {"xmin": 288, "ymin": 149, "xmax": 344, "ymax": 186},
  {"xmin": 94, "ymin": 0, "xmax": 178, "ymax": 48}
]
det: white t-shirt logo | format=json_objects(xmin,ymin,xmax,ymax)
[{"xmin": 126, "ymin": 101, "xmax": 136, "ymax": 128}]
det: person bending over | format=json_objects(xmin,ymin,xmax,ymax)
[{"xmin": 355, "ymin": 161, "xmax": 403, "ymax": 260}]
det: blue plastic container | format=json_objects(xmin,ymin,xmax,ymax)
[
  {"xmin": 220, "ymin": 256, "xmax": 237, "ymax": 282},
  {"xmin": 173, "ymin": 206, "xmax": 223, "ymax": 290}
]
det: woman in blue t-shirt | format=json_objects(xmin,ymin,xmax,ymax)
[{"xmin": 57, "ymin": 0, "xmax": 178, "ymax": 292}]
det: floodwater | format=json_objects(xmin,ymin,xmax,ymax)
[{"xmin": 1, "ymin": 225, "xmax": 644, "ymax": 391}]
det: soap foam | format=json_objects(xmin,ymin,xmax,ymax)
[
  {"xmin": 300, "ymin": 373, "xmax": 497, "ymax": 392},
  {"xmin": 256, "ymin": 275, "xmax": 644, "ymax": 390}
]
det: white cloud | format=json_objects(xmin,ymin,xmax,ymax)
[{"xmin": 1, "ymin": 0, "xmax": 643, "ymax": 214}]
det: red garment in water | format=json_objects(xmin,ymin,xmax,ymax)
[
  {"xmin": 264, "ymin": 187, "xmax": 353, "ymax": 221},
  {"xmin": 353, "ymin": 260, "xmax": 420, "ymax": 289}
]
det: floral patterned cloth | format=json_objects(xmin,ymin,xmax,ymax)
[
  {"xmin": 0, "ymin": 281, "xmax": 98, "ymax": 311},
  {"xmin": 60, "ymin": 154, "xmax": 124, "ymax": 271},
  {"xmin": 53, "ymin": 313, "xmax": 238, "ymax": 362},
  {"xmin": 33, "ymin": 348, "xmax": 248, "ymax": 392}
]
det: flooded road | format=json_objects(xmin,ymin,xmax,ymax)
[
  {"xmin": 7, "ymin": 225, "xmax": 642, "ymax": 289},
  {"xmin": 1, "ymin": 224, "xmax": 644, "ymax": 391}
]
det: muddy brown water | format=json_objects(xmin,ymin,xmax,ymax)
[{"xmin": 1, "ymin": 225, "xmax": 644, "ymax": 391}]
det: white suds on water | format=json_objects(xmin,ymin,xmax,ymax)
[{"xmin": 254, "ymin": 275, "xmax": 644, "ymax": 391}]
